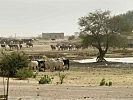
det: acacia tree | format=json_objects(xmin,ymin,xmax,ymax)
[{"xmin": 78, "ymin": 10, "xmax": 130, "ymax": 62}]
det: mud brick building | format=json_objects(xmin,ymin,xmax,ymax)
[{"xmin": 42, "ymin": 33, "xmax": 64, "ymax": 40}]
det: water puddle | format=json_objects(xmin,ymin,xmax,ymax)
[{"xmin": 73, "ymin": 57, "xmax": 133, "ymax": 63}]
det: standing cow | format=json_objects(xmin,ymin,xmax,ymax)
[{"xmin": 29, "ymin": 61, "xmax": 38, "ymax": 70}]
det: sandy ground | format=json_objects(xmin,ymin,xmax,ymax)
[
  {"xmin": 1, "ymin": 79, "xmax": 133, "ymax": 100},
  {"xmin": 1, "ymin": 67, "xmax": 133, "ymax": 100}
]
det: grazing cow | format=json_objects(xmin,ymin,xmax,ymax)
[
  {"xmin": 1, "ymin": 44, "xmax": 6, "ymax": 48},
  {"xmin": 19, "ymin": 44, "xmax": 22, "ymax": 49},
  {"xmin": 37, "ymin": 59, "xmax": 45, "ymax": 71},
  {"xmin": 29, "ymin": 61, "xmax": 38, "ymax": 70},
  {"xmin": 75, "ymin": 44, "xmax": 81, "ymax": 50},
  {"xmin": 8, "ymin": 44, "xmax": 19, "ymax": 50},
  {"xmin": 26, "ymin": 42, "xmax": 33, "ymax": 47},
  {"xmin": 55, "ymin": 59, "xmax": 64, "ymax": 71},
  {"xmin": 63, "ymin": 59, "xmax": 70, "ymax": 70},
  {"xmin": 1, "ymin": 42, "xmax": 6, "ymax": 48},
  {"xmin": 50, "ymin": 45, "xmax": 56, "ymax": 50},
  {"xmin": 13, "ymin": 44, "xmax": 19, "ymax": 49}
]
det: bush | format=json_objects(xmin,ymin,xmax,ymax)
[
  {"xmin": 39, "ymin": 75, "xmax": 53, "ymax": 84},
  {"xmin": 108, "ymin": 81, "xmax": 112, "ymax": 86},
  {"xmin": 100, "ymin": 78, "xmax": 106, "ymax": 86},
  {"xmin": 0, "ymin": 51, "xmax": 29, "ymax": 77},
  {"xmin": 100, "ymin": 78, "xmax": 113, "ymax": 86},
  {"xmin": 59, "ymin": 72, "xmax": 66, "ymax": 84},
  {"xmin": 33, "ymin": 71, "xmax": 38, "ymax": 78},
  {"xmin": 105, "ymin": 82, "xmax": 108, "ymax": 86},
  {"xmin": 16, "ymin": 69, "xmax": 33, "ymax": 80}
]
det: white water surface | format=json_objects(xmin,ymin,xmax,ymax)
[{"xmin": 73, "ymin": 57, "xmax": 133, "ymax": 63}]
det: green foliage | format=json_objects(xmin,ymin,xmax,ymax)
[
  {"xmin": 78, "ymin": 10, "xmax": 111, "ymax": 49},
  {"xmin": 109, "ymin": 15, "xmax": 132, "ymax": 34},
  {"xmin": 68, "ymin": 35, "xmax": 75, "ymax": 40},
  {"xmin": 78, "ymin": 10, "xmax": 130, "ymax": 49},
  {"xmin": 105, "ymin": 82, "xmax": 108, "ymax": 86},
  {"xmin": 0, "ymin": 51, "xmax": 29, "ymax": 77},
  {"xmin": 108, "ymin": 81, "xmax": 112, "ymax": 86},
  {"xmin": 59, "ymin": 72, "xmax": 66, "ymax": 84},
  {"xmin": 33, "ymin": 71, "xmax": 38, "ymax": 78},
  {"xmin": 100, "ymin": 78, "xmax": 106, "ymax": 86},
  {"xmin": 119, "ymin": 10, "xmax": 133, "ymax": 30},
  {"xmin": 16, "ymin": 68, "xmax": 33, "ymax": 80},
  {"xmin": 39, "ymin": 75, "xmax": 53, "ymax": 84},
  {"xmin": 100, "ymin": 78, "xmax": 112, "ymax": 86},
  {"xmin": 108, "ymin": 34, "xmax": 128, "ymax": 48}
]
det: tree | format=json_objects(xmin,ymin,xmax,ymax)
[
  {"xmin": 78, "ymin": 10, "xmax": 131, "ymax": 62},
  {"xmin": 0, "ymin": 51, "xmax": 29, "ymax": 100},
  {"xmin": 109, "ymin": 15, "xmax": 132, "ymax": 35},
  {"xmin": 68, "ymin": 35, "xmax": 75, "ymax": 40},
  {"xmin": 119, "ymin": 10, "xmax": 133, "ymax": 30}
]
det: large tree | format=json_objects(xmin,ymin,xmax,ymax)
[{"xmin": 78, "ymin": 10, "xmax": 131, "ymax": 62}]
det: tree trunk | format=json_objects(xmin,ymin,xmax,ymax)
[
  {"xmin": 96, "ymin": 49, "xmax": 106, "ymax": 62},
  {"xmin": 6, "ymin": 75, "xmax": 9, "ymax": 100}
]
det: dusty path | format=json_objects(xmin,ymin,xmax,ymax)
[{"xmin": 0, "ymin": 82, "xmax": 133, "ymax": 100}]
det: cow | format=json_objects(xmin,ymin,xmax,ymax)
[
  {"xmin": 1, "ymin": 44, "xmax": 6, "ymax": 48},
  {"xmin": 50, "ymin": 45, "xmax": 56, "ymax": 50},
  {"xmin": 63, "ymin": 59, "xmax": 70, "ymax": 70},
  {"xmin": 29, "ymin": 61, "xmax": 38, "ymax": 70},
  {"xmin": 8, "ymin": 44, "xmax": 19, "ymax": 50},
  {"xmin": 26, "ymin": 42, "xmax": 33, "ymax": 47},
  {"xmin": 1, "ymin": 42, "xmax": 6, "ymax": 49}
]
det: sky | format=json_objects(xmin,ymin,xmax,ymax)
[{"xmin": 0, "ymin": 0, "xmax": 133, "ymax": 37}]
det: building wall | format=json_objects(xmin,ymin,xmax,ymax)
[{"xmin": 42, "ymin": 33, "xmax": 64, "ymax": 39}]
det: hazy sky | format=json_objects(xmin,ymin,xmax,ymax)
[{"xmin": 0, "ymin": 0, "xmax": 133, "ymax": 37}]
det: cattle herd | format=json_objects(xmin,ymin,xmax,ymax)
[
  {"xmin": 50, "ymin": 43, "xmax": 82, "ymax": 51},
  {"xmin": 0, "ymin": 38, "xmax": 34, "ymax": 50}
]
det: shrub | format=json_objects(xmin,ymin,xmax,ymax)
[
  {"xmin": 59, "ymin": 72, "xmax": 66, "ymax": 84},
  {"xmin": 39, "ymin": 75, "xmax": 52, "ymax": 84},
  {"xmin": 108, "ymin": 81, "xmax": 112, "ymax": 86},
  {"xmin": 33, "ymin": 71, "xmax": 38, "ymax": 78},
  {"xmin": 100, "ymin": 78, "xmax": 113, "ymax": 86},
  {"xmin": 0, "ymin": 51, "xmax": 29, "ymax": 77},
  {"xmin": 100, "ymin": 78, "xmax": 106, "ymax": 86},
  {"xmin": 105, "ymin": 82, "xmax": 108, "ymax": 86},
  {"xmin": 16, "ymin": 69, "xmax": 33, "ymax": 80}
]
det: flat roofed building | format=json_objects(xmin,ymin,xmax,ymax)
[{"xmin": 42, "ymin": 33, "xmax": 64, "ymax": 40}]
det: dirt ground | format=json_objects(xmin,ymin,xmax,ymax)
[
  {"xmin": 1, "ymin": 81, "xmax": 133, "ymax": 100},
  {"xmin": 1, "ymin": 39, "xmax": 133, "ymax": 100},
  {"xmin": 1, "ymin": 68, "xmax": 133, "ymax": 100}
]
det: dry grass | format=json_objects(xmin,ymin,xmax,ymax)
[{"xmin": 34, "ymin": 67, "xmax": 133, "ymax": 86}]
